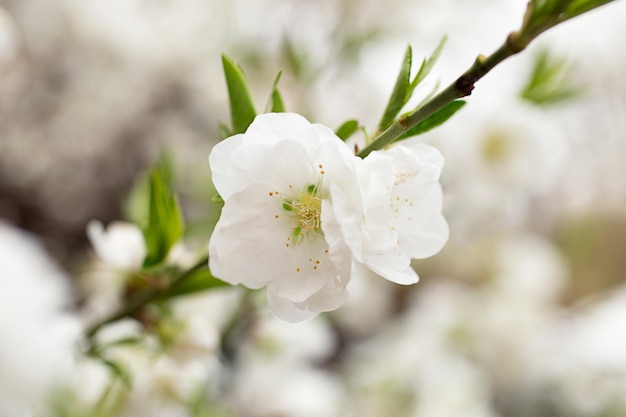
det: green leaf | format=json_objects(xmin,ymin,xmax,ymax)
[
  {"xmin": 523, "ymin": 0, "xmax": 615, "ymax": 41},
  {"xmin": 142, "ymin": 170, "xmax": 184, "ymax": 268},
  {"xmin": 377, "ymin": 45, "xmax": 413, "ymax": 132},
  {"xmin": 222, "ymin": 54, "xmax": 257, "ymax": 134},
  {"xmin": 520, "ymin": 49, "xmax": 581, "ymax": 106},
  {"xmin": 218, "ymin": 122, "xmax": 232, "ymax": 140},
  {"xmin": 123, "ymin": 153, "xmax": 174, "ymax": 226},
  {"xmin": 398, "ymin": 100, "xmax": 466, "ymax": 140},
  {"xmin": 335, "ymin": 119, "xmax": 360, "ymax": 141},
  {"xmin": 281, "ymin": 38, "xmax": 311, "ymax": 81},
  {"xmin": 411, "ymin": 36, "xmax": 447, "ymax": 88},
  {"xmin": 563, "ymin": 0, "xmax": 616, "ymax": 20},
  {"xmin": 167, "ymin": 267, "xmax": 229, "ymax": 298},
  {"xmin": 266, "ymin": 71, "xmax": 286, "ymax": 113}
]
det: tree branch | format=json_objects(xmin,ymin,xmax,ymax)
[{"xmin": 357, "ymin": 0, "xmax": 617, "ymax": 158}]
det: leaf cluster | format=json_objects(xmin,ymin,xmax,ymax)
[
  {"xmin": 354, "ymin": 37, "xmax": 466, "ymax": 153},
  {"xmin": 376, "ymin": 38, "xmax": 467, "ymax": 145},
  {"xmin": 377, "ymin": 38, "xmax": 446, "ymax": 133}
]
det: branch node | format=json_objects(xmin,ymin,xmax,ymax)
[
  {"xmin": 506, "ymin": 31, "xmax": 526, "ymax": 53},
  {"xmin": 455, "ymin": 76, "xmax": 475, "ymax": 95}
]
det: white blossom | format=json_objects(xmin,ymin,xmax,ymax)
[
  {"xmin": 548, "ymin": 285, "xmax": 626, "ymax": 416},
  {"xmin": 0, "ymin": 7, "xmax": 19, "ymax": 68},
  {"xmin": 82, "ymin": 220, "xmax": 148, "ymax": 322},
  {"xmin": 332, "ymin": 142, "xmax": 449, "ymax": 284},
  {"xmin": 209, "ymin": 113, "xmax": 359, "ymax": 321},
  {"xmin": 230, "ymin": 314, "xmax": 343, "ymax": 417},
  {"xmin": 0, "ymin": 221, "xmax": 79, "ymax": 416},
  {"xmin": 209, "ymin": 113, "xmax": 449, "ymax": 321},
  {"xmin": 87, "ymin": 220, "xmax": 147, "ymax": 270}
]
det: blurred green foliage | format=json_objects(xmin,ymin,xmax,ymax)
[{"xmin": 520, "ymin": 49, "xmax": 581, "ymax": 106}]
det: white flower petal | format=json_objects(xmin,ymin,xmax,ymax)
[
  {"xmin": 207, "ymin": 133, "xmax": 244, "ymax": 199},
  {"xmin": 209, "ymin": 182, "xmax": 295, "ymax": 289},
  {"xmin": 245, "ymin": 112, "xmax": 315, "ymax": 145},
  {"xmin": 404, "ymin": 142, "xmax": 445, "ymax": 174},
  {"xmin": 321, "ymin": 199, "xmax": 354, "ymax": 280},
  {"xmin": 305, "ymin": 276, "xmax": 350, "ymax": 313},
  {"xmin": 359, "ymin": 226, "xmax": 419, "ymax": 285},
  {"xmin": 266, "ymin": 290, "xmax": 318, "ymax": 323},
  {"xmin": 266, "ymin": 275, "xmax": 350, "ymax": 322},
  {"xmin": 213, "ymin": 140, "xmax": 319, "ymax": 202},
  {"xmin": 270, "ymin": 238, "xmax": 336, "ymax": 302},
  {"xmin": 392, "ymin": 183, "xmax": 449, "ymax": 259}
]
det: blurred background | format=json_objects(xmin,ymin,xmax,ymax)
[{"xmin": 1, "ymin": 0, "xmax": 626, "ymax": 416}]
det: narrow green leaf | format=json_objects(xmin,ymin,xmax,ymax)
[
  {"xmin": 282, "ymin": 38, "xmax": 310, "ymax": 80},
  {"xmin": 377, "ymin": 45, "xmax": 413, "ymax": 132},
  {"xmin": 265, "ymin": 71, "xmax": 286, "ymax": 113},
  {"xmin": 270, "ymin": 89, "xmax": 286, "ymax": 113},
  {"xmin": 335, "ymin": 119, "xmax": 359, "ymax": 141},
  {"xmin": 218, "ymin": 122, "xmax": 232, "ymax": 140},
  {"xmin": 411, "ymin": 36, "xmax": 447, "ymax": 88},
  {"xmin": 167, "ymin": 267, "xmax": 229, "ymax": 298},
  {"xmin": 143, "ymin": 170, "xmax": 184, "ymax": 268},
  {"xmin": 222, "ymin": 54, "xmax": 257, "ymax": 134},
  {"xmin": 398, "ymin": 100, "xmax": 466, "ymax": 140},
  {"xmin": 123, "ymin": 154, "xmax": 174, "ymax": 226}
]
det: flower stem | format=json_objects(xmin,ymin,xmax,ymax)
[{"xmin": 85, "ymin": 256, "xmax": 209, "ymax": 340}]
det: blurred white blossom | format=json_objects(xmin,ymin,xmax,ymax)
[
  {"xmin": 0, "ymin": 221, "xmax": 79, "ymax": 416},
  {"xmin": 71, "ymin": 306, "xmax": 224, "ymax": 417},
  {"xmin": 230, "ymin": 313, "xmax": 343, "ymax": 417},
  {"xmin": 81, "ymin": 220, "xmax": 147, "ymax": 322},
  {"xmin": 468, "ymin": 235, "xmax": 569, "ymax": 393},
  {"xmin": 345, "ymin": 280, "xmax": 494, "ymax": 417},
  {"xmin": 430, "ymin": 95, "xmax": 568, "ymax": 241},
  {"xmin": 549, "ymin": 286, "xmax": 626, "ymax": 416},
  {"xmin": 231, "ymin": 360, "xmax": 344, "ymax": 417},
  {"xmin": 0, "ymin": 7, "xmax": 19, "ymax": 68},
  {"xmin": 87, "ymin": 220, "xmax": 147, "ymax": 270}
]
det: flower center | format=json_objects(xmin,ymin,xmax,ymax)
[{"xmin": 283, "ymin": 184, "xmax": 323, "ymax": 243}]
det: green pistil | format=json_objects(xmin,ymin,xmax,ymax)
[{"xmin": 283, "ymin": 183, "xmax": 324, "ymax": 243}]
